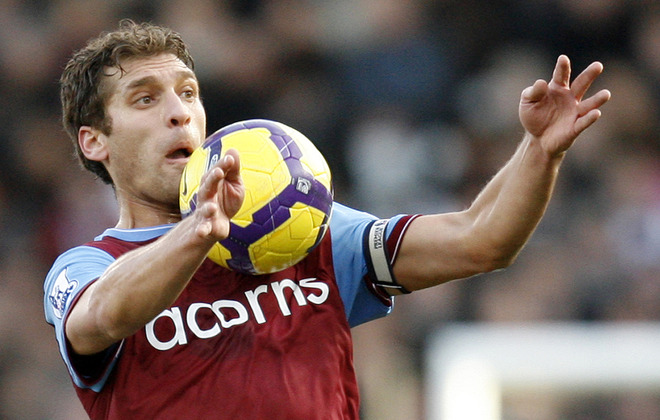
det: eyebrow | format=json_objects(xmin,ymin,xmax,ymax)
[
  {"xmin": 124, "ymin": 69, "xmax": 198, "ymax": 92},
  {"xmin": 125, "ymin": 75, "xmax": 157, "ymax": 91}
]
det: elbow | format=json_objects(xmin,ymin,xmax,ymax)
[
  {"xmin": 488, "ymin": 253, "xmax": 518, "ymax": 272},
  {"xmin": 465, "ymin": 226, "xmax": 527, "ymax": 274},
  {"xmin": 473, "ymin": 246, "xmax": 521, "ymax": 274},
  {"xmin": 66, "ymin": 293, "xmax": 127, "ymax": 356},
  {"xmin": 88, "ymin": 295, "xmax": 138, "ymax": 344}
]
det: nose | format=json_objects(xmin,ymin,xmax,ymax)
[{"xmin": 165, "ymin": 91, "xmax": 191, "ymax": 127}]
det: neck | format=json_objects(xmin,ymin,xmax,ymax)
[{"xmin": 115, "ymin": 195, "xmax": 182, "ymax": 229}]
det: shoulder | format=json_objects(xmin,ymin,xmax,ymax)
[
  {"xmin": 43, "ymin": 224, "xmax": 175, "ymax": 324},
  {"xmin": 328, "ymin": 202, "xmax": 376, "ymax": 239},
  {"xmin": 329, "ymin": 202, "xmax": 415, "ymax": 247},
  {"xmin": 326, "ymin": 202, "xmax": 418, "ymax": 325},
  {"xmin": 43, "ymin": 245, "xmax": 114, "ymax": 325}
]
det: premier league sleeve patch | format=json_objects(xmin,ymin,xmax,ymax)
[{"xmin": 48, "ymin": 268, "xmax": 79, "ymax": 320}]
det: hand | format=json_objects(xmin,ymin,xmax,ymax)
[
  {"xmin": 519, "ymin": 55, "xmax": 611, "ymax": 157},
  {"xmin": 193, "ymin": 148, "xmax": 244, "ymax": 241}
]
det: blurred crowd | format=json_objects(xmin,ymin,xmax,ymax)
[{"xmin": 0, "ymin": 0, "xmax": 658, "ymax": 419}]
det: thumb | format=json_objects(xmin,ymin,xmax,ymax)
[{"xmin": 521, "ymin": 79, "xmax": 548, "ymax": 103}]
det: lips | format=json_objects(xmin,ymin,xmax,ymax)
[
  {"xmin": 166, "ymin": 148, "xmax": 192, "ymax": 160},
  {"xmin": 165, "ymin": 137, "xmax": 195, "ymax": 162}
]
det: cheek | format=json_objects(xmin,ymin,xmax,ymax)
[
  {"xmin": 105, "ymin": 123, "xmax": 151, "ymax": 172},
  {"xmin": 193, "ymin": 104, "xmax": 207, "ymax": 139}
]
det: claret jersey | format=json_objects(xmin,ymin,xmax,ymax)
[{"xmin": 44, "ymin": 203, "xmax": 417, "ymax": 419}]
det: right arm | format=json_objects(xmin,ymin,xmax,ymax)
[
  {"xmin": 392, "ymin": 56, "xmax": 609, "ymax": 291},
  {"xmin": 66, "ymin": 150, "xmax": 243, "ymax": 355}
]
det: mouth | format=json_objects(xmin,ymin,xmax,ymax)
[{"xmin": 166, "ymin": 147, "xmax": 193, "ymax": 161}]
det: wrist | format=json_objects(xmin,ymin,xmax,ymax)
[
  {"xmin": 523, "ymin": 133, "xmax": 567, "ymax": 168},
  {"xmin": 170, "ymin": 216, "xmax": 219, "ymax": 257}
]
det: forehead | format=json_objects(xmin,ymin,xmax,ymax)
[{"xmin": 103, "ymin": 53, "xmax": 197, "ymax": 94}]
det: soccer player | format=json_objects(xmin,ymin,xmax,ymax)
[{"xmin": 44, "ymin": 20, "xmax": 610, "ymax": 419}]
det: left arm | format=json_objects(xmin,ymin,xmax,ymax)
[{"xmin": 392, "ymin": 55, "xmax": 611, "ymax": 291}]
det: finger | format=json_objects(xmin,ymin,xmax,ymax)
[
  {"xmin": 197, "ymin": 167, "xmax": 223, "ymax": 201},
  {"xmin": 199, "ymin": 200, "xmax": 219, "ymax": 218},
  {"xmin": 577, "ymin": 89, "xmax": 611, "ymax": 116},
  {"xmin": 571, "ymin": 61, "xmax": 604, "ymax": 100},
  {"xmin": 195, "ymin": 202, "xmax": 219, "ymax": 238},
  {"xmin": 196, "ymin": 222, "xmax": 211, "ymax": 238},
  {"xmin": 219, "ymin": 149, "xmax": 245, "ymax": 218},
  {"xmin": 551, "ymin": 55, "xmax": 571, "ymax": 88},
  {"xmin": 220, "ymin": 149, "xmax": 241, "ymax": 182},
  {"xmin": 521, "ymin": 79, "xmax": 548, "ymax": 103},
  {"xmin": 574, "ymin": 109, "xmax": 602, "ymax": 135}
]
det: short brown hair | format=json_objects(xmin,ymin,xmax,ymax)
[{"xmin": 60, "ymin": 19, "xmax": 195, "ymax": 184}]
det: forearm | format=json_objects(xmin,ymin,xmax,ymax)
[
  {"xmin": 393, "ymin": 133, "xmax": 564, "ymax": 291},
  {"xmin": 467, "ymin": 133, "xmax": 563, "ymax": 262},
  {"xmin": 67, "ymin": 150, "xmax": 242, "ymax": 355},
  {"xmin": 395, "ymin": 56, "xmax": 608, "ymax": 291},
  {"xmin": 67, "ymin": 218, "xmax": 216, "ymax": 354}
]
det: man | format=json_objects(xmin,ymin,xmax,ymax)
[{"xmin": 44, "ymin": 20, "xmax": 610, "ymax": 419}]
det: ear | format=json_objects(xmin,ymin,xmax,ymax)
[{"xmin": 78, "ymin": 126, "xmax": 109, "ymax": 162}]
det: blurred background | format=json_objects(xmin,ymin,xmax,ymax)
[{"xmin": 0, "ymin": 0, "xmax": 658, "ymax": 419}]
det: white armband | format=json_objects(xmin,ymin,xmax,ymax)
[{"xmin": 363, "ymin": 219, "xmax": 410, "ymax": 294}]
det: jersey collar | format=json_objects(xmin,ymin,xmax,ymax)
[{"xmin": 95, "ymin": 224, "xmax": 175, "ymax": 242}]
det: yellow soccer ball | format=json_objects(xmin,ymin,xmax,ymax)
[{"xmin": 179, "ymin": 119, "xmax": 333, "ymax": 275}]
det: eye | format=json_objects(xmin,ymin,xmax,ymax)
[
  {"xmin": 182, "ymin": 88, "xmax": 196, "ymax": 101},
  {"xmin": 139, "ymin": 95, "xmax": 153, "ymax": 105}
]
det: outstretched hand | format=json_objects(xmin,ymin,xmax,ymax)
[
  {"xmin": 193, "ymin": 148, "xmax": 244, "ymax": 241},
  {"xmin": 519, "ymin": 55, "xmax": 611, "ymax": 156}
]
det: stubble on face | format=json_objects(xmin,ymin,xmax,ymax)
[{"xmin": 99, "ymin": 54, "xmax": 206, "ymax": 225}]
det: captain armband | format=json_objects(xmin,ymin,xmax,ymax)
[{"xmin": 363, "ymin": 219, "xmax": 411, "ymax": 295}]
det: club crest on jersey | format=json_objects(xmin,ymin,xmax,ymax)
[{"xmin": 49, "ymin": 269, "xmax": 78, "ymax": 319}]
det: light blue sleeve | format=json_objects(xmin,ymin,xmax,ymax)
[
  {"xmin": 329, "ymin": 203, "xmax": 406, "ymax": 327},
  {"xmin": 43, "ymin": 245, "xmax": 119, "ymax": 390}
]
